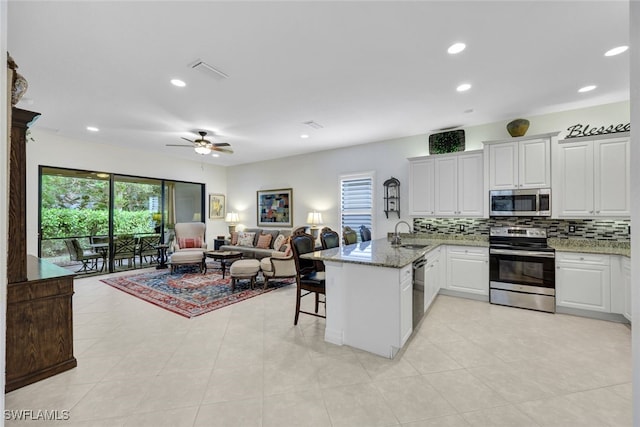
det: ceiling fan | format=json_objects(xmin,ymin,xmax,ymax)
[{"xmin": 166, "ymin": 131, "xmax": 233, "ymax": 155}]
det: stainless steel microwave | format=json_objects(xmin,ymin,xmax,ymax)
[{"xmin": 489, "ymin": 188, "xmax": 551, "ymax": 217}]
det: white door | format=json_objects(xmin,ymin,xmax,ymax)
[
  {"xmin": 408, "ymin": 159, "xmax": 435, "ymax": 216},
  {"xmin": 446, "ymin": 247, "xmax": 489, "ymax": 295},
  {"xmin": 556, "ymin": 141, "xmax": 594, "ymax": 217},
  {"xmin": 400, "ymin": 274, "xmax": 413, "ymax": 346},
  {"xmin": 489, "ymin": 142, "xmax": 518, "ymax": 190},
  {"xmin": 623, "ymin": 258, "xmax": 631, "ymax": 321},
  {"xmin": 457, "ymin": 152, "xmax": 484, "ymax": 216},
  {"xmin": 556, "ymin": 263, "xmax": 611, "ymax": 312},
  {"xmin": 424, "ymin": 248, "xmax": 441, "ymax": 310},
  {"xmin": 434, "ymin": 156, "xmax": 458, "ymax": 216},
  {"xmin": 594, "ymin": 137, "xmax": 630, "ymax": 217},
  {"xmin": 519, "ymin": 138, "xmax": 550, "ymax": 188}
]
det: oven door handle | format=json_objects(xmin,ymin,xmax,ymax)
[{"xmin": 489, "ymin": 248, "xmax": 555, "ymax": 258}]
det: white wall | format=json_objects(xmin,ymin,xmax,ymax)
[
  {"xmin": 227, "ymin": 101, "xmax": 629, "ymax": 238},
  {"xmin": 25, "ymin": 130, "xmax": 228, "ymax": 251},
  {"xmin": 1, "ymin": 1, "xmax": 9, "ymax": 421},
  {"xmin": 629, "ymin": 1, "xmax": 639, "ymax": 424}
]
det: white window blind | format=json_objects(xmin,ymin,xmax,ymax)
[{"xmin": 340, "ymin": 173, "xmax": 373, "ymax": 241}]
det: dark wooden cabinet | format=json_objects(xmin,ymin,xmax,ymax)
[
  {"xmin": 5, "ymin": 257, "xmax": 77, "ymax": 392},
  {"xmin": 8, "ymin": 108, "xmax": 39, "ymax": 283},
  {"xmin": 5, "ymin": 107, "xmax": 77, "ymax": 392}
]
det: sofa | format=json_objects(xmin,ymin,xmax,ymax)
[{"xmin": 219, "ymin": 228, "xmax": 292, "ymax": 259}]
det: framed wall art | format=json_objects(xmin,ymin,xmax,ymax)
[
  {"xmin": 257, "ymin": 188, "xmax": 292, "ymax": 227},
  {"xmin": 209, "ymin": 194, "xmax": 225, "ymax": 219}
]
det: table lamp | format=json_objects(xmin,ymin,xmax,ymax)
[
  {"xmin": 225, "ymin": 212, "xmax": 239, "ymax": 234},
  {"xmin": 306, "ymin": 211, "xmax": 323, "ymax": 239}
]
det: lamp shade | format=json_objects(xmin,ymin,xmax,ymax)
[
  {"xmin": 306, "ymin": 211, "xmax": 323, "ymax": 226},
  {"xmin": 225, "ymin": 212, "xmax": 239, "ymax": 223}
]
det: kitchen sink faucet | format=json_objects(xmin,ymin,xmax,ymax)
[{"xmin": 391, "ymin": 220, "xmax": 413, "ymax": 246}]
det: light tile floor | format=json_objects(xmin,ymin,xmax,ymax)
[{"xmin": 5, "ymin": 268, "xmax": 632, "ymax": 426}]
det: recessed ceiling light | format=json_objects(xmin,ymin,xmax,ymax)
[
  {"xmin": 96, "ymin": 173, "xmax": 109, "ymax": 178},
  {"xmin": 456, "ymin": 83, "xmax": 471, "ymax": 92},
  {"xmin": 300, "ymin": 134, "xmax": 309, "ymax": 139},
  {"xmin": 448, "ymin": 43, "xmax": 466, "ymax": 54},
  {"xmin": 86, "ymin": 126, "xmax": 99, "ymax": 132},
  {"xmin": 578, "ymin": 85, "xmax": 597, "ymax": 93},
  {"xmin": 211, "ymin": 153, "xmax": 220, "ymax": 157},
  {"xmin": 170, "ymin": 79, "xmax": 186, "ymax": 87},
  {"xmin": 605, "ymin": 46, "xmax": 628, "ymax": 57}
]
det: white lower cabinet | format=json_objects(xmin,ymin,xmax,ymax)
[
  {"xmin": 445, "ymin": 246, "xmax": 489, "ymax": 295},
  {"xmin": 423, "ymin": 247, "xmax": 442, "ymax": 310},
  {"xmin": 400, "ymin": 265, "xmax": 413, "ymax": 346},
  {"xmin": 622, "ymin": 257, "xmax": 631, "ymax": 322},
  {"xmin": 556, "ymin": 252, "xmax": 611, "ymax": 313}
]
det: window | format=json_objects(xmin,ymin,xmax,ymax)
[
  {"xmin": 39, "ymin": 166, "xmax": 205, "ymax": 274},
  {"xmin": 340, "ymin": 172, "xmax": 374, "ymax": 241}
]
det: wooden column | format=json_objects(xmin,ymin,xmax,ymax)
[{"xmin": 7, "ymin": 107, "xmax": 39, "ymax": 283}]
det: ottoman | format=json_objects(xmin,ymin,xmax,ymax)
[
  {"xmin": 169, "ymin": 250, "xmax": 204, "ymax": 273},
  {"xmin": 229, "ymin": 259, "xmax": 261, "ymax": 292}
]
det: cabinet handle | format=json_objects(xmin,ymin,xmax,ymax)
[
  {"xmin": 557, "ymin": 266, "xmax": 560, "ymax": 269},
  {"xmin": 580, "ymin": 257, "xmax": 585, "ymax": 261},
  {"xmin": 596, "ymin": 211, "xmax": 600, "ymax": 214},
  {"xmin": 589, "ymin": 211, "xmax": 594, "ymax": 214}
]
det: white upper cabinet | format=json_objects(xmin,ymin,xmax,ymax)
[
  {"xmin": 553, "ymin": 133, "xmax": 630, "ymax": 218},
  {"xmin": 408, "ymin": 157, "xmax": 435, "ymax": 216},
  {"xmin": 485, "ymin": 133, "xmax": 557, "ymax": 190},
  {"xmin": 488, "ymin": 142, "xmax": 518, "ymax": 189},
  {"xmin": 409, "ymin": 150, "xmax": 483, "ymax": 217}
]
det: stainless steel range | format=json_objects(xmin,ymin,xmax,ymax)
[{"xmin": 489, "ymin": 226, "xmax": 556, "ymax": 313}]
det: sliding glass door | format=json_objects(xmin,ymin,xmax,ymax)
[{"xmin": 39, "ymin": 166, "xmax": 205, "ymax": 274}]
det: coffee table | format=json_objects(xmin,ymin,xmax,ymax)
[{"xmin": 204, "ymin": 250, "xmax": 243, "ymax": 278}]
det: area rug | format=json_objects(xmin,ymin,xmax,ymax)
[{"xmin": 101, "ymin": 265, "xmax": 293, "ymax": 318}]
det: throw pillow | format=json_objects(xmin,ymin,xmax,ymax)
[
  {"xmin": 272, "ymin": 234, "xmax": 286, "ymax": 251},
  {"xmin": 256, "ymin": 233, "xmax": 273, "ymax": 249},
  {"xmin": 178, "ymin": 237, "xmax": 202, "ymax": 249},
  {"xmin": 279, "ymin": 237, "xmax": 292, "ymax": 257},
  {"xmin": 230, "ymin": 231, "xmax": 238, "ymax": 245},
  {"xmin": 262, "ymin": 230, "xmax": 280, "ymax": 247},
  {"xmin": 237, "ymin": 232, "xmax": 256, "ymax": 247}
]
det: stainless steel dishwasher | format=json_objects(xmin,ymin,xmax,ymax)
[{"xmin": 412, "ymin": 256, "xmax": 427, "ymax": 328}]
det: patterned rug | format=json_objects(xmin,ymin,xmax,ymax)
[{"xmin": 101, "ymin": 265, "xmax": 293, "ymax": 318}]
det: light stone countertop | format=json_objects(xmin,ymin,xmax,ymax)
[
  {"xmin": 301, "ymin": 234, "xmax": 630, "ymax": 268},
  {"xmin": 301, "ymin": 234, "xmax": 489, "ymax": 268},
  {"xmin": 548, "ymin": 238, "xmax": 630, "ymax": 257}
]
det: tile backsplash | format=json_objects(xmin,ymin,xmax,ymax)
[{"xmin": 413, "ymin": 217, "xmax": 630, "ymax": 242}]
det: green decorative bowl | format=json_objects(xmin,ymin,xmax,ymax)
[{"xmin": 507, "ymin": 119, "xmax": 530, "ymax": 137}]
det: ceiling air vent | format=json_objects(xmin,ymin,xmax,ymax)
[
  {"xmin": 303, "ymin": 120, "xmax": 324, "ymax": 129},
  {"xmin": 190, "ymin": 59, "xmax": 229, "ymax": 79}
]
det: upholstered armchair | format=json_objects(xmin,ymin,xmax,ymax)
[
  {"xmin": 172, "ymin": 222, "xmax": 208, "ymax": 253},
  {"xmin": 260, "ymin": 251, "xmax": 296, "ymax": 290}
]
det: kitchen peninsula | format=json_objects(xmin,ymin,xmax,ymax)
[{"xmin": 302, "ymin": 238, "xmax": 430, "ymax": 358}]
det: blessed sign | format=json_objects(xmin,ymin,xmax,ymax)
[{"xmin": 566, "ymin": 123, "xmax": 630, "ymax": 139}]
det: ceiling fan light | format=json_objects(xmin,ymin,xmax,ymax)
[{"xmin": 195, "ymin": 146, "xmax": 211, "ymax": 155}]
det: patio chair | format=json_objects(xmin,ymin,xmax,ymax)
[
  {"xmin": 112, "ymin": 234, "xmax": 137, "ymax": 269},
  {"xmin": 137, "ymin": 234, "xmax": 161, "ymax": 265},
  {"xmin": 64, "ymin": 238, "xmax": 103, "ymax": 273}
]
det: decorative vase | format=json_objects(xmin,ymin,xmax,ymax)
[{"xmin": 507, "ymin": 119, "xmax": 530, "ymax": 137}]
